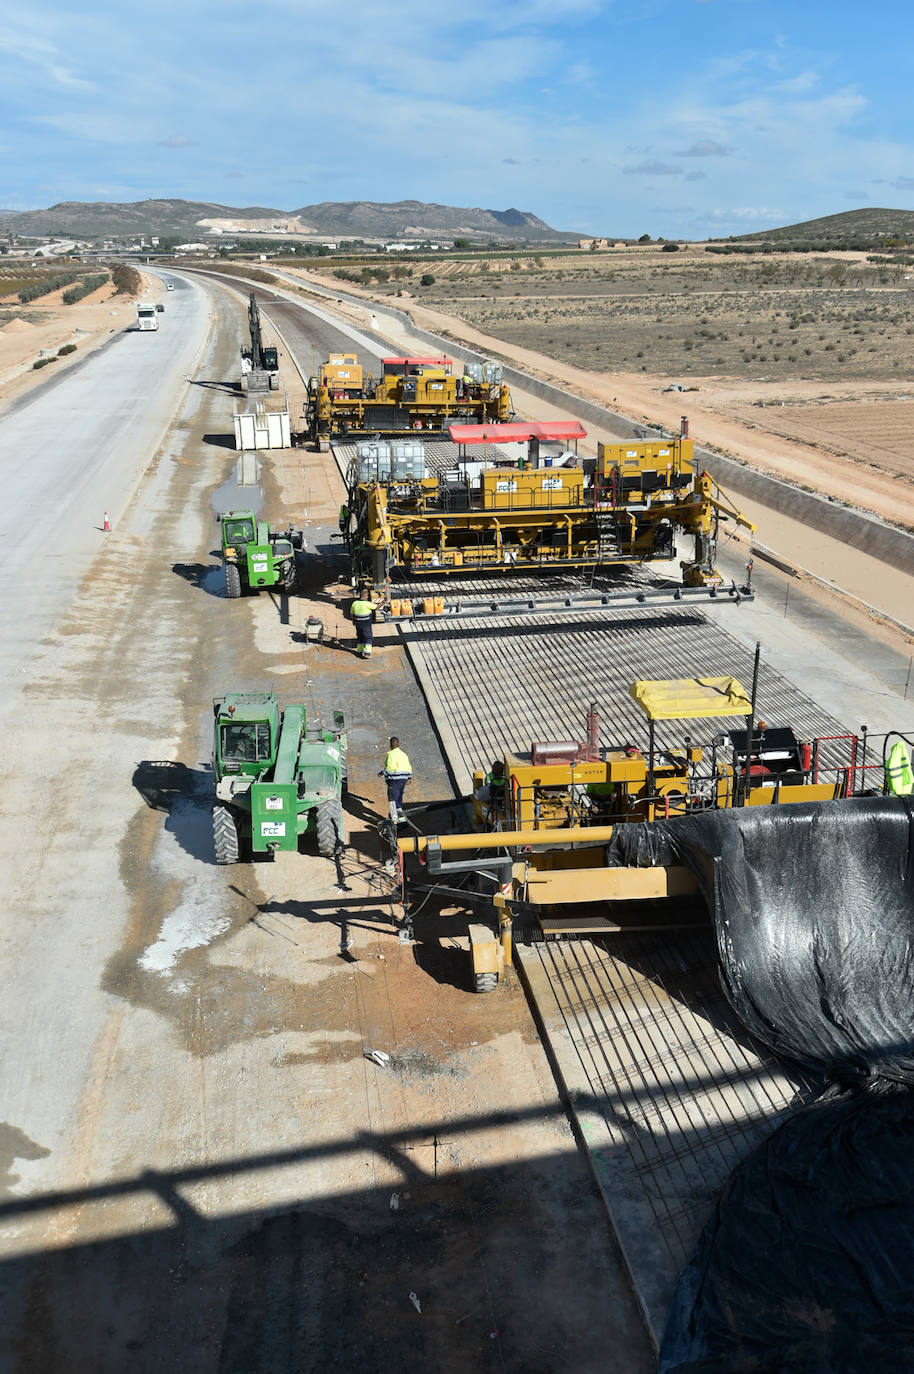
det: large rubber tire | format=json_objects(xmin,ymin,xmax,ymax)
[
  {"xmin": 224, "ymin": 563, "xmax": 242, "ymax": 599},
  {"xmin": 473, "ymin": 971, "xmax": 498, "ymax": 994},
  {"xmin": 282, "ymin": 558, "xmax": 297, "ymax": 593},
  {"xmin": 213, "ymin": 805, "xmax": 240, "ymax": 864},
  {"xmin": 316, "ymin": 800, "xmax": 345, "ymax": 856}
]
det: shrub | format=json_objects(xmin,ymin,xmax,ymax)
[
  {"xmin": 111, "ymin": 263, "xmax": 142, "ymax": 295},
  {"xmin": 661, "ymin": 243, "xmax": 680, "ymax": 253},
  {"xmin": 32, "ymin": 356, "xmax": 57, "ymax": 369},
  {"xmin": 62, "ymin": 274, "xmax": 108, "ymax": 304},
  {"xmin": 57, "ymin": 343, "xmax": 77, "ymax": 356},
  {"xmin": 420, "ymin": 273, "xmax": 436, "ymax": 286}
]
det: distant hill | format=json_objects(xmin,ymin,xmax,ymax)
[
  {"xmin": 731, "ymin": 208, "xmax": 914, "ymax": 244},
  {"xmin": 285, "ymin": 199, "xmax": 567, "ymax": 241},
  {"xmin": 0, "ymin": 197, "xmax": 573, "ymax": 243},
  {"xmin": 0, "ymin": 199, "xmax": 287, "ymax": 239}
]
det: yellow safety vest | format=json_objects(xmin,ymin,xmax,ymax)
[
  {"xmin": 886, "ymin": 740, "xmax": 914, "ymax": 796},
  {"xmin": 384, "ymin": 748, "xmax": 412, "ymax": 776}
]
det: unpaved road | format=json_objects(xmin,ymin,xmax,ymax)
[{"xmin": 0, "ymin": 277, "xmax": 653, "ymax": 1372}]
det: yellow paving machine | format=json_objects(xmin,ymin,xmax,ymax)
[
  {"xmin": 346, "ymin": 421, "xmax": 755, "ymax": 589},
  {"xmin": 305, "ymin": 353, "xmax": 513, "ymax": 444},
  {"xmin": 395, "ymin": 674, "xmax": 875, "ymax": 990}
]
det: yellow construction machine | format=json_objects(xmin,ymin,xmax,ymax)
[
  {"xmin": 305, "ymin": 354, "xmax": 512, "ymax": 443},
  {"xmin": 346, "ymin": 422, "xmax": 755, "ymax": 589},
  {"xmin": 395, "ymin": 675, "xmax": 872, "ymax": 991}
]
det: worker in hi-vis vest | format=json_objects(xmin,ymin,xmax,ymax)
[
  {"xmin": 381, "ymin": 737, "xmax": 412, "ymax": 818},
  {"xmin": 350, "ymin": 586, "xmax": 376, "ymax": 658}
]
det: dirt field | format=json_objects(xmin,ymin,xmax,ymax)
[
  {"xmin": 6, "ymin": 246, "xmax": 914, "ymax": 531},
  {"xmin": 415, "ymin": 247, "xmax": 914, "ymax": 382}
]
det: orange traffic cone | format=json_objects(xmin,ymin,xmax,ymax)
[{"xmin": 103, "ymin": 511, "xmax": 111, "ymax": 532}]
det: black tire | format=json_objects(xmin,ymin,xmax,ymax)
[
  {"xmin": 316, "ymin": 800, "xmax": 345, "ymax": 856},
  {"xmin": 282, "ymin": 559, "xmax": 297, "ymax": 593},
  {"xmin": 473, "ymin": 971, "xmax": 498, "ymax": 994},
  {"xmin": 213, "ymin": 805, "xmax": 240, "ymax": 864},
  {"xmin": 224, "ymin": 563, "xmax": 242, "ymax": 599}
]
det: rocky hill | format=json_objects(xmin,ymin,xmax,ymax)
[
  {"xmin": 286, "ymin": 199, "xmax": 564, "ymax": 240},
  {"xmin": 0, "ymin": 197, "xmax": 572, "ymax": 243}
]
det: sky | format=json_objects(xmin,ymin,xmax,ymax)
[{"xmin": 1, "ymin": 0, "xmax": 913, "ymax": 239}]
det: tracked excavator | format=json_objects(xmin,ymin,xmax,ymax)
[{"xmin": 240, "ymin": 292, "xmax": 279, "ymax": 393}]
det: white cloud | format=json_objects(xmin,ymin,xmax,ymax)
[
  {"xmin": 158, "ymin": 134, "xmax": 194, "ymax": 148},
  {"xmin": 710, "ymin": 207, "xmax": 784, "ymax": 221},
  {"xmin": 623, "ymin": 161, "xmax": 683, "ymax": 176},
  {"xmin": 776, "ymin": 71, "xmax": 820, "ymax": 94},
  {"xmin": 0, "ymin": 31, "xmax": 95, "ymax": 90},
  {"xmin": 676, "ymin": 140, "xmax": 729, "ymax": 157}
]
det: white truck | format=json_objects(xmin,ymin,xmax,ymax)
[{"xmin": 136, "ymin": 303, "xmax": 158, "ymax": 331}]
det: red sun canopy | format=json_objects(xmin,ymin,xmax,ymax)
[{"xmin": 448, "ymin": 421, "xmax": 587, "ymax": 444}]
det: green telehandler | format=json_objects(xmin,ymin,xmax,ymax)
[
  {"xmin": 219, "ymin": 511, "xmax": 303, "ymax": 598},
  {"xmin": 211, "ymin": 692, "xmax": 347, "ymax": 863}
]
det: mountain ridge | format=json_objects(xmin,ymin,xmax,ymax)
[{"xmin": 0, "ymin": 197, "xmax": 574, "ymax": 242}]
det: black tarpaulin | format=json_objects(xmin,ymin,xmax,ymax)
[
  {"xmin": 658, "ymin": 1089, "xmax": 914, "ymax": 1373},
  {"xmin": 604, "ymin": 798, "xmax": 914, "ymax": 1370},
  {"xmin": 609, "ymin": 796, "xmax": 914, "ymax": 1083}
]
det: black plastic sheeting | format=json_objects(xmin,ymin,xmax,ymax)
[
  {"xmin": 610, "ymin": 796, "xmax": 914, "ymax": 1084},
  {"xmin": 608, "ymin": 797, "xmax": 914, "ymax": 1371},
  {"xmin": 659, "ymin": 1088, "xmax": 914, "ymax": 1373}
]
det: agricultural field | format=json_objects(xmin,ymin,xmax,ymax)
[{"xmin": 0, "ymin": 260, "xmax": 115, "ymax": 307}]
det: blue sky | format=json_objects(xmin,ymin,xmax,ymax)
[{"xmin": 1, "ymin": 0, "xmax": 913, "ymax": 238}]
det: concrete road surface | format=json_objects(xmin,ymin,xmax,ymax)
[
  {"xmin": 0, "ymin": 273, "xmax": 211, "ymax": 720},
  {"xmin": 0, "ymin": 280, "xmax": 654, "ymax": 1374}
]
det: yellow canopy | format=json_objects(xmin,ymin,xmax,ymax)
[{"xmin": 629, "ymin": 676, "xmax": 753, "ymax": 722}]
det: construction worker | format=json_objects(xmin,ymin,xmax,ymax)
[
  {"xmin": 338, "ymin": 502, "xmax": 350, "ymax": 535},
  {"xmin": 381, "ymin": 737, "xmax": 412, "ymax": 819},
  {"xmin": 350, "ymin": 586, "xmax": 376, "ymax": 658},
  {"xmin": 483, "ymin": 758, "xmax": 505, "ymax": 802}
]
